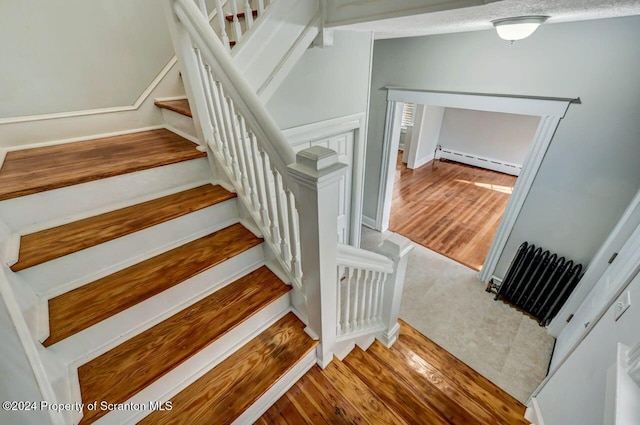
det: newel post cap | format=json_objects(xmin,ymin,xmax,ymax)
[
  {"xmin": 379, "ymin": 232, "xmax": 413, "ymax": 260},
  {"xmin": 287, "ymin": 146, "xmax": 347, "ymax": 187}
]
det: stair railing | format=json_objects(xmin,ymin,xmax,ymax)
[
  {"xmin": 164, "ymin": 0, "xmax": 412, "ymax": 367},
  {"xmin": 166, "ymin": 0, "xmax": 302, "ymax": 288},
  {"xmin": 337, "ymin": 236, "xmax": 413, "ymax": 346},
  {"xmin": 207, "ymin": 0, "xmax": 273, "ymax": 51}
]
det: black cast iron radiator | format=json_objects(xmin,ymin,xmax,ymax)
[{"xmin": 490, "ymin": 242, "xmax": 583, "ymax": 326}]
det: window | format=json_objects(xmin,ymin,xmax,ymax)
[{"xmin": 401, "ymin": 102, "xmax": 414, "ymax": 128}]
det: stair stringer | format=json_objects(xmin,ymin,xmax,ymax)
[{"xmin": 231, "ymin": 0, "xmax": 321, "ymax": 103}]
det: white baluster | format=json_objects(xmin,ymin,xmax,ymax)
[
  {"xmin": 229, "ymin": 0, "xmax": 243, "ymax": 43},
  {"xmin": 373, "ymin": 271, "xmax": 384, "ymax": 323},
  {"xmin": 353, "ymin": 268, "xmax": 361, "ymax": 330},
  {"xmin": 286, "ymin": 189, "xmax": 302, "ymax": 279},
  {"xmin": 257, "ymin": 0, "xmax": 265, "ymax": 14},
  {"xmin": 203, "ymin": 68, "xmax": 223, "ymax": 150},
  {"xmin": 213, "ymin": 0, "xmax": 231, "ymax": 50},
  {"xmin": 336, "ymin": 268, "xmax": 342, "ymax": 335},
  {"xmin": 243, "ymin": 1, "xmax": 254, "ymax": 29},
  {"xmin": 196, "ymin": 0, "xmax": 207, "ymax": 16},
  {"xmin": 238, "ymin": 117, "xmax": 259, "ymax": 209},
  {"xmin": 345, "ymin": 267, "xmax": 353, "ymax": 333},
  {"xmin": 360, "ymin": 270, "xmax": 369, "ymax": 328},
  {"xmin": 366, "ymin": 271, "xmax": 375, "ymax": 326},
  {"xmin": 272, "ymin": 170, "xmax": 291, "ymax": 263},
  {"xmin": 376, "ymin": 272, "xmax": 385, "ymax": 323},
  {"xmin": 227, "ymin": 100, "xmax": 251, "ymax": 195},
  {"xmin": 219, "ymin": 93, "xmax": 242, "ymax": 182},
  {"xmin": 250, "ymin": 134, "xmax": 270, "ymax": 227},
  {"xmin": 210, "ymin": 80, "xmax": 232, "ymax": 166},
  {"xmin": 260, "ymin": 148, "xmax": 279, "ymax": 244}
]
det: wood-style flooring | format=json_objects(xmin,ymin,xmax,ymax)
[
  {"xmin": 12, "ymin": 184, "xmax": 235, "ymax": 272},
  {"xmin": 259, "ymin": 319, "xmax": 528, "ymax": 425},
  {"xmin": 0, "ymin": 129, "xmax": 204, "ymax": 201},
  {"xmin": 44, "ymin": 222, "xmax": 262, "ymax": 346},
  {"xmin": 390, "ymin": 155, "xmax": 516, "ymax": 270},
  {"xmin": 78, "ymin": 266, "xmax": 289, "ymax": 424}
]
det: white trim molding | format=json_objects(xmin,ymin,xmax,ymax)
[
  {"xmin": 283, "ymin": 113, "xmax": 368, "ymax": 246},
  {"xmin": 377, "ymin": 88, "xmax": 576, "ymax": 283},
  {"xmin": 525, "ymin": 397, "xmax": 546, "ymax": 425}
]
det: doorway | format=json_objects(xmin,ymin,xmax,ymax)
[
  {"xmin": 375, "ymin": 88, "xmax": 575, "ymax": 281},
  {"xmin": 391, "ymin": 105, "xmax": 539, "ymax": 270}
]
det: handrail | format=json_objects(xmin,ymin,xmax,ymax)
[
  {"xmin": 174, "ymin": 0, "xmax": 296, "ymax": 180},
  {"xmin": 337, "ymin": 243, "xmax": 393, "ymax": 274}
]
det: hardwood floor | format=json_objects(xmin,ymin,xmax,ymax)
[
  {"xmin": 0, "ymin": 129, "xmax": 204, "ymax": 201},
  {"xmin": 259, "ymin": 319, "xmax": 528, "ymax": 425},
  {"xmin": 12, "ymin": 184, "xmax": 235, "ymax": 272},
  {"xmin": 45, "ymin": 222, "xmax": 262, "ymax": 346},
  {"xmin": 78, "ymin": 266, "xmax": 289, "ymax": 424},
  {"xmin": 389, "ymin": 155, "xmax": 516, "ymax": 270}
]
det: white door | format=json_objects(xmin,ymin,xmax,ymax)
[{"xmin": 292, "ymin": 132, "xmax": 354, "ymax": 244}]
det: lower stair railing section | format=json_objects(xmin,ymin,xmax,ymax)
[
  {"xmin": 336, "ymin": 237, "xmax": 413, "ymax": 348},
  {"xmin": 164, "ymin": 0, "xmax": 414, "ymax": 369},
  {"xmin": 166, "ymin": 0, "xmax": 302, "ymax": 288}
]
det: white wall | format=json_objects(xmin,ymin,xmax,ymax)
[
  {"xmin": 364, "ymin": 16, "xmax": 640, "ymax": 278},
  {"xmin": 0, "ymin": 296, "xmax": 51, "ymax": 425},
  {"xmin": 535, "ymin": 271, "xmax": 640, "ymax": 425},
  {"xmin": 438, "ymin": 108, "xmax": 539, "ymax": 165},
  {"xmin": 0, "ymin": 1, "xmax": 174, "ymax": 118},
  {"xmin": 406, "ymin": 105, "xmax": 444, "ymax": 169},
  {"xmin": 266, "ymin": 30, "xmax": 373, "ymax": 130}
]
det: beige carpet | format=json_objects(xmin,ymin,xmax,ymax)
[{"xmin": 361, "ymin": 226, "xmax": 555, "ymax": 404}]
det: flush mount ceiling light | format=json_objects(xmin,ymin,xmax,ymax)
[{"xmin": 492, "ymin": 16, "xmax": 549, "ymax": 42}]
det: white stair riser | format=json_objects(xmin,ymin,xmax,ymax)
[
  {"xmin": 19, "ymin": 199, "xmax": 240, "ymax": 299},
  {"xmin": 0, "ymin": 158, "xmax": 211, "ymax": 233},
  {"xmin": 161, "ymin": 109, "xmax": 197, "ymax": 139},
  {"xmin": 92, "ymin": 294, "xmax": 292, "ymax": 425},
  {"xmin": 53, "ymin": 244, "xmax": 266, "ymax": 366}
]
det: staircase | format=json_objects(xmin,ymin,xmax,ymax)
[
  {"xmin": 0, "ymin": 127, "xmax": 319, "ymax": 424},
  {"xmin": 0, "ymin": 1, "xmax": 413, "ymax": 424}
]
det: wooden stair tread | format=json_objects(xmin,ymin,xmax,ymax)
[
  {"xmin": 12, "ymin": 184, "xmax": 235, "ymax": 272},
  {"xmin": 0, "ymin": 129, "xmax": 205, "ymax": 201},
  {"xmin": 154, "ymin": 99, "xmax": 192, "ymax": 117},
  {"xmin": 44, "ymin": 223, "xmax": 261, "ymax": 347},
  {"xmin": 141, "ymin": 312, "xmax": 318, "ymax": 425},
  {"xmin": 397, "ymin": 319, "xmax": 527, "ymax": 420},
  {"xmin": 77, "ymin": 266, "xmax": 289, "ymax": 424},
  {"xmin": 225, "ymin": 10, "xmax": 258, "ymax": 21}
]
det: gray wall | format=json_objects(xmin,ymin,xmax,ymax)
[
  {"xmin": 365, "ymin": 16, "xmax": 640, "ymax": 278},
  {"xmin": 266, "ymin": 30, "xmax": 373, "ymax": 130},
  {"xmin": 536, "ymin": 271, "xmax": 640, "ymax": 425},
  {"xmin": 0, "ymin": 1, "xmax": 175, "ymax": 118},
  {"xmin": 438, "ymin": 108, "xmax": 539, "ymax": 165}
]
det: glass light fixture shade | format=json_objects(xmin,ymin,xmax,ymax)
[{"xmin": 492, "ymin": 16, "xmax": 549, "ymax": 42}]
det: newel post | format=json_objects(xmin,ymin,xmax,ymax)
[
  {"xmin": 288, "ymin": 146, "xmax": 347, "ymax": 368},
  {"xmin": 378, "ymin": 233, "xmax": 413, "ymax": 347}
]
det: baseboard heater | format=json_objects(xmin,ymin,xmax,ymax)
[
  {"xmin": 488, "ymin": 242, "xmax": 583, "ymax": 326},
  {"xmin": 437, "ymin": 148, "xmax": 522, "ymax": 176}
]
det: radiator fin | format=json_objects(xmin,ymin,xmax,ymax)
[{"xmin": 494, "ymin": 242, "xmax": 583, "ymax": 326}]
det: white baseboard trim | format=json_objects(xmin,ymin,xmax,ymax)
[
  {"xmin": 437, "ymin": 148, "xmax": 522, "ymax": 176},
  {"xmin": 525, "ymin": 397, "xmax": 546, "ymax": 425},
  {"xmin": 409, "ymin": 153, "xmax": 435, "ymax": 170},
  {"xmin": 362, "ymin": 215, "xmax": 377, "ymax": 230}
]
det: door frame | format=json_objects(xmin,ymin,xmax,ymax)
[{"xmin": 376, "ymin": 87, "xmax": 576, "ymax": 281}]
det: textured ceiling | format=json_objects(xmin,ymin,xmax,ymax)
[{"xmin": 335, "ymin": 0, "xmax": 640, "ymax": 39}]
